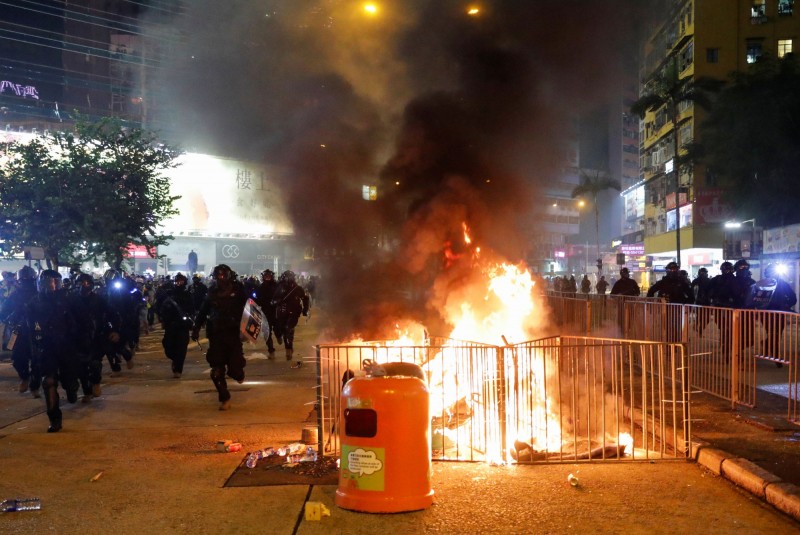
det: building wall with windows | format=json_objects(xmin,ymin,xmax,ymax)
[{"xmin": 637, "ymin": 0, "xmax": 800, "ymax": 278}]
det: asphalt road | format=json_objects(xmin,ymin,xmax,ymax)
[{"xmin": 0, "ymin": 313, "xmax": 798, "ymax": 534}]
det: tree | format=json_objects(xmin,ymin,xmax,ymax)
[
  {"xmin": 571, "ymin": 167, "xmax": 620, "ymax": 273},
  {"xmin": 698, "ymin": 55, "xmax": 800, "ymax": 228},
  {"xmin": 0, "ymin": 117, "xmax": 182, "ymax": 268},
  {"xmin": 630, "ymin": 59, "xmax": 721, "ymax": 266}
]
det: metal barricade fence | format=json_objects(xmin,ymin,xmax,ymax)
[
  {"xmin": 507, "ymin": 336, "xmax": 690, "ymax": 462},
  {"xmin": 316, "ymin": 336, "xmax": 691, "ymax": 463},
  {"xmin": 545, "ymin": 294, "xmax": 800, "ymax": 422}
]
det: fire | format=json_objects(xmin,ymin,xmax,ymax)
[{"xmin": 336, "ymin": 223, "xmax": 572, "ymax": 463}]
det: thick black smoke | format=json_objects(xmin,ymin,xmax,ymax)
[{"xmin": 151, "ymin": 0, "xmax": 652, "ymax": 339}]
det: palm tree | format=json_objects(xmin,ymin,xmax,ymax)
[
  {"xmin": 630, "ymin": 58, "xmax": 720, "ymax": 266},
  {"xmin": 571, "ymin": 167, "xmax": 621, "ymax": 273}
]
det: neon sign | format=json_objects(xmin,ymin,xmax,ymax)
[{"xmin": 0, "ymin": 81, "xmax": 39, "ymax": 99}]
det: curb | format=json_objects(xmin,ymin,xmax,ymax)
[{"xmin": 693, "ymin": 441, "xmax": 800, "ymax": 522}]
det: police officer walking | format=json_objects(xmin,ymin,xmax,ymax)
[
  {"xmin": 1, "ymin": 266, "xmax": 41, "ymax": 396},
  {"xmin": 610, "ymin": 267, "xmax": 640, "ymax": 296},
  {"xmin": 159, "ymin": 273, "xmax": 195, "ymax": 378},
  {"xmin": 647, "ymin": 262, "xmax": 694, "ymax": 342},
  {"xmin": 71, "ymin": 273, "xmax": 117, "ymax": 401},
  {"xmin": 192, "ymin": 264, "xmax": 248, "ymax": 410},
  {"xmin": 24, "ymin": 270, "xmax": 80, "ymax": 432}
]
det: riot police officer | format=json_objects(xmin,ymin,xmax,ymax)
[
  {"xmin": 71, "ymin": 273, "xmax": 117, "ymax": 401},
  {"xmin": 254, "ymin": 269, "xmax": 278, "ymax": 358},
  {"xmin": 160, "ymin": 273, "xmax": 195, "ymax": 378},
  {"xmin": 192, "ymin": 264, "xmax": 248, "ymax": 410},
  {"xmin": 25, "ymin": 270, "xmax": 79, "ymax": 432},
  {"xmin": 647, "ymin": 262, "xmax": 694, "ymax": 304},
  {"xmin": 0, "ymin": 266, "xmax": 40, "ymax": 396},
  {"xmin": 271, "ymin": 270, "xmax": 309, "ymax": 361},
  {"xmin": 101, "ymin": 269, "xmax": 136, "ymax": 372}
]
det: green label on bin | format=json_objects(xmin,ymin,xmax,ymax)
[{"xmin": 341, "ymin": 445, "xmax": 385, "ymax": 491}]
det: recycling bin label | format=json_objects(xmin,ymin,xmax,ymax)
[{"xmin": 340, "ymin": 445, "xmax": 385, "ymax": 491}]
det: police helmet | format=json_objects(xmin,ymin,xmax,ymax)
[
  {"xmin": 76, "ymin": 273, "xmax": 94, "ymax": 288},
  {"xmin": 17, "ymin": 265, "xmax": 36, "ymax": 280},
  {"xmin": 280, "ymin": 270, "xmax": 296, "ymax": 283},
  {"xmin": 720, "ymin": 261, "xmax": 734, "ymax": 274},
  {"xmin": 665, "ymin": 261, "xmax": 679, "ymax": 271},
  {"xmin": 764, "ymin": 264, "xmax": 777, "ymax": 278},
  {"xmin": 734, "ymin": 259, "xmax": 750, "ymax": 271},
  {"xmin": 698, "ymin": 267, "xmax": 708, "ymax": 275},
  {"xmin": 261, "ymin": 269, "xmax": 275, "ymax": 280},
  {"xmin": 174, "ymin": 272, "xmax": 188, "ymax": 284},
  {"xmin": 37, "ymin": 269, "xmax": 62, "ymax": 295},
  {"xmin": 212, "ymin": 264, "xmax": 232, "ymax": 282}
]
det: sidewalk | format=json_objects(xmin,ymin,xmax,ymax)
[{"xmin": 1, "ymin": 315, "xmax": 799, "ymax": 533}]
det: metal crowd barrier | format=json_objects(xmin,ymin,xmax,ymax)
[
  {"xmin": 316, "ymin": 335, "xmax": 691, "ymax": 463},
  {"xmin": 544, "ymin": 294, "xmax": 800, "ymax": 423}
]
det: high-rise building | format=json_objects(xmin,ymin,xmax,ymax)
[
  {"xmin": 636, "ymin": 0, "xmax": 800, "ymax": 282},
  {"xmin": 0, "ymin": 0, "xmax": 182, "ymax": 133}
]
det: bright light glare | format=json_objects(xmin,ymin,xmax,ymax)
[
  {"xmin": 725, "ymin": 222, "xmax": 742, "ymax": 229},
  {"xmin": 363, "ymin": 3, "xmax": 378, "ymax": 15},
  {"xmin": 467, "ymin": 7, "xmax": 480, "ymax": 15},
  {"xmin": 776, "ymin": 264, "xmax": 789, "ymax": 276}
]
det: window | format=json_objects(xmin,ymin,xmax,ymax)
[
  {"xmin": 751, "ymin": 0, "xmax": 767, "ymax": 22},
  {"xmin": 778, "ymin": 0, "xmax": 794, "ymax": 15},
  {"xmin": 778, "ymin": 39, "xmax": 793, "ymax": 58},
  {"xmin": 706, "ymin": 47, "xmax": 719, "ymax": 63},
  {"xmin": 746, "ymin": 39, "xmax": 763, "ymax": 63}
]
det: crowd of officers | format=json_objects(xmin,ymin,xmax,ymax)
[{"xmin": 0, "ymin": 264, "xmax": 310, "ymax": 432}]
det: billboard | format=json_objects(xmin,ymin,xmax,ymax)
[
  {"xmin": 624, "ymin": 186, "xmax": 645, "ymax": 221},
  {"xmin": 158, "ymin": 153, "xmax": 294, "ymax": 236}
]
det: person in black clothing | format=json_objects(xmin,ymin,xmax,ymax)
[
  {"xmin": 691, "ymin": 268, "xmax": 713, "ymax": 306},
  {"xmin": 271, "ymin": 270, "xmax": 309, "ymax": 361},
  {"xmin": 101, "ymin": 270, "xmax": 136, "ymax": 372},
  {"xmin": 192, "ymin": 264, "xmax": 248, "ymax": 410},
  {"xmin": 24, "ymin": 270, "xmax": 80, "ymax": 432},
  {"xmin": 647, "ymin": 262, "xmax": 693, "ymax": 342},
  {"xmin": 187, "ymin": 250, "xmax": 198, "ymax": 275},
  {"xmin": 71, "ymin": 273, "xmax": 117, "ymax": 401},
  {"xmin": 733, "ymin": 259, "xmax": 756, "ymax": 308},
  {"xmin": 596, "ymin": 276, "xmax": 609, "ymax": 295},
  {"xmin": 647, "ymin": 262, "xmax": 694, "ymax": 303},
  {"xmin": 707, "ymin": 261, "xmax": 738, "ymax": 354},
  {"xmin": 254, "ymin": 269, "xmax": 279, "ymax": 359},
  {"xmin": 160, "ymin": 273, "xmax": 195, "ymax": 378},
  {"xmin": 1, "ymin": 266, "xmax": 41, "ymax": 396},
  {"xmin": 610, "ymin": 267, "xmax": 640, "ymax": 296},
  {"xmin": 190, "ymin": 274, "xmax": 207, "ymax": 317}
]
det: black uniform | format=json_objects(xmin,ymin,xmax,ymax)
[
  {"xmin": 101, "ymin": 274, "xmax": 137, "ymax": 371},
  {"xmin": 71, "ymin": 278, "xmax": 116, "ymax": 399},
  {"xmin": 1, "ymin": 275, "xmax": 40, "ymax": 394},
  {"xmin": 24, "ymin": 273, "xmax": 79, "ymax": 432},
  {"xmin": 271, "ymin": 271, "xmax": 309, "ymax": 360},
  {"xmin": 254, "ymin": 274, "xmax": 278, "ymax": 355},
  {"xmin": 647, "ymin": 275, "xmax": 694, "ymax": 304},
  {"xmin": 160, "ymin": 281, "xmax": 195, "ymax": 376},
  {"xmin": 192, "ymin": 265, "xmax": 248, "ymax": 409}
]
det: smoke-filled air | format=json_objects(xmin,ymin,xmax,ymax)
[{"xmin": 149, "ymin": 0, "xmax": 653, "ymax": 341}]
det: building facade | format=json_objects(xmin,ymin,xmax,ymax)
[{"xmin": 636, "ymin": 0, "xmax": 799, "ymax": 283}]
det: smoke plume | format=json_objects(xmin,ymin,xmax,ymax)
[{"xmin": 149, "ymin": 0, "xmax": 651, "ymax": 339}]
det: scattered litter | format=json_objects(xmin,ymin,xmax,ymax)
[
  {"xmin": 567, "ymin": 473, "xmax": 579, "ymax": 487},
  {"xmin": 245, "ymin": 443, "xmax": 318, "ymax": 469},
  {"xmin": 89, "ymin": 471, "xmax": 105, "ymax": 482},
  {"xmin": 290, "ymin": 361, "xmax": 303, "ymax": 369},
  {"xmin": 304, "ymin": 501, "xmax": 331, "ymax": 521},
  {"xmin": 216, "ymin": 440, "xmax": 242, "ymax": 453},
  {"xmin": 1, "ymin": 497, "xmax": 41, "ymax": 512}
]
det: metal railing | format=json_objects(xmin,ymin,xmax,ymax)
[
  {"xmin": 544, "ymin": 294, "xmax": 800, "ymax": 423},
  {"xmin": 316, "ymin": 336, "xmax": 691, "ymax": 463}
]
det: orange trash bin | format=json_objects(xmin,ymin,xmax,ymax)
[{"xmin": 335, "ymin": 362, "xmax": 434, "ymax": 513}]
